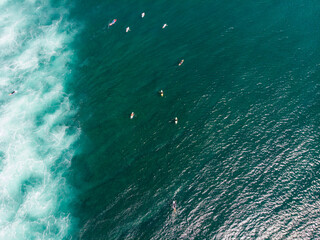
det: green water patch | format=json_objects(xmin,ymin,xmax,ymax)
[{"xmin": 67, "ymin": 0, "xmax": 320, "ymax": 238}]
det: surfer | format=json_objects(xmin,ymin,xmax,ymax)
[
  {"xmin": 109, "ymin": 19, "xmax": 117, "ymax": 27},
  {"xmin": 9, "ymin": 90, "xmax": 17, "ymax": 96},
  {"xmin": 160, "ymin": 90, "xmax": 164, "ymax": 97},
  {"xmin": 174, "ymin": 117, "xmax": 178, "ymax": 124},
  {"xmin": 130, "ymin": 112, "xmax": 135, "ymax": 119},
  {"xmin": 172, "ymin": 201, "xmax": 177, "ymax": 213},
  {"xmin": 178, "ymin": 59, "xmax": 184, "ymax": 66},
  {"xmin": 141, "ymin": 12, "xmax": 145, "ymax": 18},
  {"xmin": 126, "ymin": 27, "xmax": 130, "ymax": 32},
  {"xmin": 162, "ymin": 23, "xmax": 168, "ymax": 29}
]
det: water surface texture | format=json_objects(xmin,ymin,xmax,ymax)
[
  {"xmin": 2, "ymin": 0, "xmax": 320, "ymax": 239},
  {"xmin": 0, "ymin": 0, "xmax": 79, "ymax": 238}
]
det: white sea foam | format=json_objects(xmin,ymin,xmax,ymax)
[{"xmin": 0, "ymin": 0, "xmax": 79, "ymax": 239}]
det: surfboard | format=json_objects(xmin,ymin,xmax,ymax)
[{"xmin": 109, "ymin": 19, "xmax": 117, "ymax": 27}]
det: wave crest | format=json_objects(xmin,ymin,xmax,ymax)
[{"xmin": 0, "ymin": 0, "xmax": 79, "ymax": 239}]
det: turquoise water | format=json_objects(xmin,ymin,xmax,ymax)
[
  {"xmin": 1, "ymin": 0, "xmax": 320, "ymax": 239},
  {"xmin": 0, "ymin": 0, "xmax": 81, "ymax": 239}
]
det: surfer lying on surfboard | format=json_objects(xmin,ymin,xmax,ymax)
[
  {"xmin": 109, "ymin": 19, "xmax": 117, "ymax": 27},
  {"xmin": 9, "ymin": 90, "xmax": 17, "ymax": 96},
  {"xmin": 172, "ymin": 201, "xmax": 177, "ymax": 213}
]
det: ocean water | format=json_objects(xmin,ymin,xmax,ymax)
[
  {"xmin": 0, "ymin": 0, "xmax": 80, "ymax": 238},
  {"xmin": 1, "ymin": 0, "xmax": 320, "ymax": 239}
]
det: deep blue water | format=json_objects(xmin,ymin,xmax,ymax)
[{"xmin": 1, "ymin": 0, "xmax": 320, "ymax": 239}]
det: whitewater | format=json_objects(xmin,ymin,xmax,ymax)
[{"xmin": 0, "ymin": 0, "xmax": 79, "ymax": 239}]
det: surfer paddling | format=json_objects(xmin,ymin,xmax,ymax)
[
  {"xmin": 178, "ymin": 59, "xmax": 184, "ymax": 66},
  {"xmin": 126, "ymin": 27, "xmax": 130, "ymax": 32},
  {"xmin": 162, "ymin": 23, "xmax": 168, "ymax": 29},
  {"xmin": 174, "ymin": 117, "xmax": 178, "ymax": 124},
  {"xmin": 160, "ymin": 90, "xmax": 164, "ymax": 97},
  {"xmin": 108, "ymin": 19, "xmax": 117, "ymax": 27},
  {"xmin": 9, "ymin": 90, "xmax": 17, "ymax": 96},
  {"xmin": 172, "ymin": 201, "xmax": 177, "ymax": 213},
  {"xmin": 141, "ymin": 12, "xmax": 145, "ymax": 18},
  {"xmin": 130, "ymin": 112, "xmax": 135, "ymax": 119}
]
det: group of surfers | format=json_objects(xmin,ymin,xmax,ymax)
[
  {"xmin": 117, "ymin": 12, "xmax": 183, "ymax": 129},
  {"xmin": 110, "ymin": 12, "xmax": 180, "ymax": 213},
  {"xmin": 108, "ymin": 12, "xmax": 168, "ymax": 30}
]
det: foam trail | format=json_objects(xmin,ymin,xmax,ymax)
[{"xmin": 0, "ymin": 0, "xmax": 79, "ymax": 239}]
